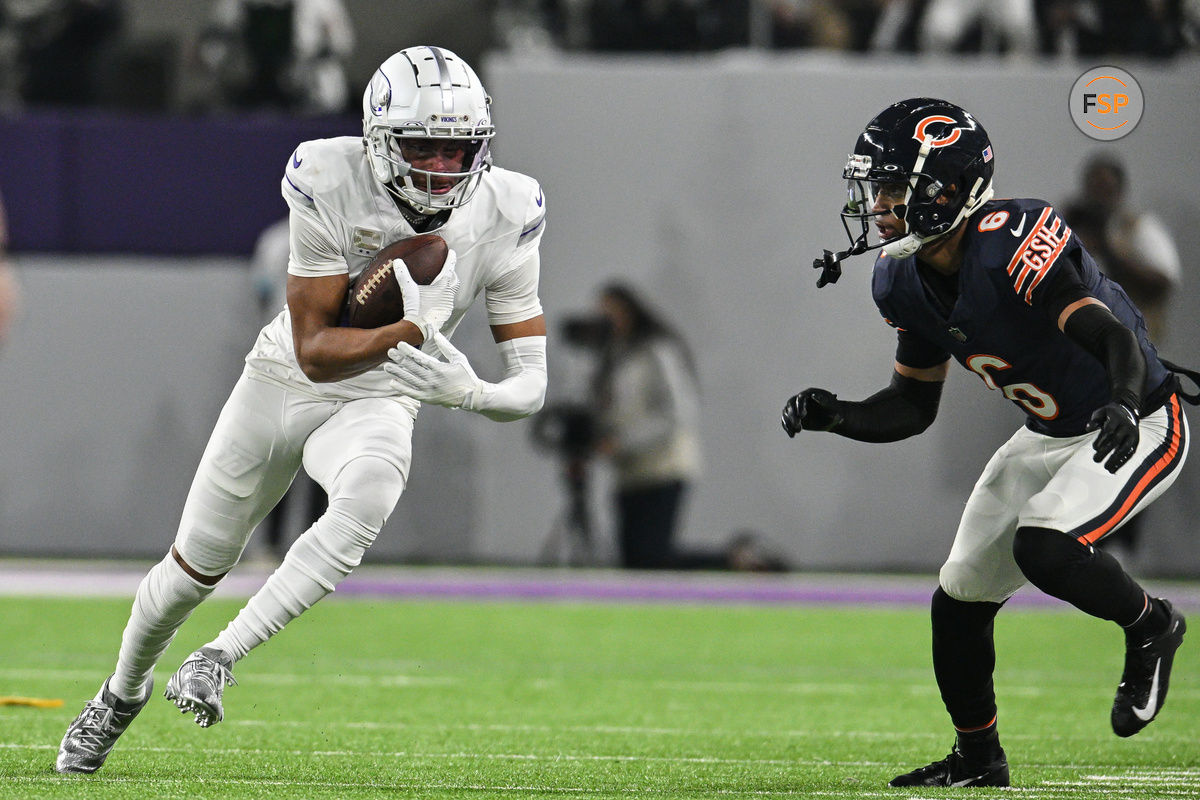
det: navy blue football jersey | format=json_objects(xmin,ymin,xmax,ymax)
[{"xmin": 872, "ymin": 198, "xmax": 1171, "ymax": 436}]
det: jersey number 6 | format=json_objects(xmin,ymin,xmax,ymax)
[{"xmin": 966, "ymin": 355, "xmax": 1060, "ymax": 420}]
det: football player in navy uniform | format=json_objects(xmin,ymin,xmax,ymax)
[
  {"xmin": 56, "ymin": 46, "xmax": 549, "ymax": 774},
  {"xmin": 782, "ymin": 98, "xmax": 1196, "ymax": 788}
]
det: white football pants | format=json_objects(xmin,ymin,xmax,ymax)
[
  {"xmin": 940, "ymin": 395, "xmax": 1189, "ymax": 603},
  {"xmin": 173, "ymin": 371, "xmax": 414, "ymax": 575}
]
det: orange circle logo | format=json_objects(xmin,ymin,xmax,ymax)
[
  {"xmin": 912, "ymin": 115, "xmax": 962, "ymax": 148},
  {"xmin": 1069, "ymin": 66, "xmax": 1143, "ymax": 141}
]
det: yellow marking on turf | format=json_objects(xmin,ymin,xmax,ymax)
[{"xmin": 0, "ymin": 696, "xmax": 62, "ymax": 708}]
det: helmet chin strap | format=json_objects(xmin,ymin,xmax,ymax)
[{"xmin": 882, "ymin": 233, "xmax": 924, "ymax": 258}]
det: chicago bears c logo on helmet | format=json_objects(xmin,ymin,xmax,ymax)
[{"xmin": 912, "ymin": 115, "xmax": 962, "ymax": 148}]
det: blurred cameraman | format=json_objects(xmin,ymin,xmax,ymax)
[{"xmin": 582, "ymin": 283, "xmax": 702, "ymax": 569}]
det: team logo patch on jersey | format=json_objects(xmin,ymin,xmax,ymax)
[
  {"xmin": 351, "ymin": 228, "xmax": 384, "ymax": 257},
  {"xmin": 1006, "ymin": 208, "xmax": 1071, "ymax": 304}
]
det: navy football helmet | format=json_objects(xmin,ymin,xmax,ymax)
[{"xmin": 814, "ymin": 98, "xmax": 995, "ymax": 285}]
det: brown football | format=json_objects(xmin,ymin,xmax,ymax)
[{"xmin": 341, "ymin": 234, "xmax": 449, "ymax": 328}]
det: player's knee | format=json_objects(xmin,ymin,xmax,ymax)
[
  {"xmin": 281, "ymin": 457, "xmax": 404, "ymax": 579},
  {"xmin": 1013, "ymin": 526, "xmax": 1086, "ymax": 587},
  {"xmin": 327, "ymin": 456, "xmax": 405, "ymax": 534},
  {"xmin": 938, "ymin": 560, "xmax": 1000, "ymax": 604},
  {"xmin": 173, "ymin": 520, "xmax": 244, "ymax": 578}
]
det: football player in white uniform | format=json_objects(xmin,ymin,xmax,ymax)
[{"xmin": 56, "ymin": 46, "xmax": 548, "ymax": 774}]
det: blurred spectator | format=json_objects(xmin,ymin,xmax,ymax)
[
  {"xmin": 771, "ymin": 0, "xmax": 881, "ymax": 50},
  {"xmin": 556, "ymin": 283, "xmax": 785, "ymax": 570},
  {"xmin": 1037, "ymin": 0, "xmax": 1191, "ymax": 59},
  {"xmin": 248, "ymin": 216, "xmax": 326, "ymax": 560},
  {"xmin": 868, "ymin": 0, "xmax": 930, "ymax": 52},
  {"xmin": 494, "ymin": 0, "xmax": 566, "ymax": 53},
  {"xmin": 0, "ymin": 189, "xmax": 20, "ymax": 352},
  {"xmin": 1062, "ymin": 155, "xmax": 1181, "ymax": 344},
  {"xmin": 588, "ymin": 283, "xmax": 702, "ymax": 568},
  {"xmin": 192, "ymin": 0, "xmax": 355, "ymax": 114},
  {"xmin": 588, "ymin": 0, "xmax": 748, "ymax": 51},
  {"xmin": 0, "ymin": 0, "xmax": 123, "ymax": 107},
  {"xmin": 1061, "ymin": 154, "xmax": 1182, "ymax": 562},
  {"xmin": 918, "ymin": 0, "xmax": 1037, "ymax": 55}
]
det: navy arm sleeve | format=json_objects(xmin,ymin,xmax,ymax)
[
  {"xmin": 1038, "ymin": 251, "xmax": 1146, "ymax": 412},
  {"xmin": 831, "ymin": 371, "xmax": 944, "ymax": 443}
]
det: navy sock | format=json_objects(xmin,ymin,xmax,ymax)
[
  {"xmin": 956, "ymin": 719, "xmax": 1003, "ymax": 763},
  {"xmin": 1123, "ymin": 595, "xmax": 1170, "ymax": 641}
]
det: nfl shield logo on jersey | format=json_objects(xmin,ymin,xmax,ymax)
[{"xmin": 351, "ymin": 228, "xmax": 384, "ymax": 257}]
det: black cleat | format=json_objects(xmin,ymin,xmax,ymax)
[
  {"xmin": 889, "ymin": 741, "xmax": 1010, "ymax": 788},
  {"xmin": 1112, "ymin": 598, "xmax": 1186, "ymax": 738}
]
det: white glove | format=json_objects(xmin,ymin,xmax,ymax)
[
  {"xmin": 385, "ymin": 332, "xmax": 483, "ymax": 409},
  {"xmin": 393, "ymin": 248, "xmax": 460, "ymax": 344}
]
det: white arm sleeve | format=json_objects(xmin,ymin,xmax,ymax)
[{"xmin": 466, "ymin": 335, "xmax": 548, "ymax": 422}]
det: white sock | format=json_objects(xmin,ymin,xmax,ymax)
[
  {"xmin": 110, "ymin": 554, "xmax": 214, "ymax": 703},
  {"xmin": 209, "ymin": 507, "xmax": 376, "ymax": 661},
  {"xmin": 209, "ymin": 457, "xmax": 400, "ymax": 662}
]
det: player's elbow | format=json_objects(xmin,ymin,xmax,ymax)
[
  {"xmin": 521, "ymin": 393, "xmax": 547, "ymax": 418},
  {"xmin": 913, "ymin": 407, "xmax": 939, "ymax": 434},
  {"xmin": 293, "ymin": 346, "xmax": 340, "ymax": 383}
]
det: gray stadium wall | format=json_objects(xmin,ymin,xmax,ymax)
[{"xmin": 1, "ymin": 54, "xmax": 1197, "ymax": 575}]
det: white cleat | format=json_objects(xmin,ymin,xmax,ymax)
[
  {"xmin": 56, "ymin": 677, "xmax": 152, "ymax": 774},
  {"xmin": 164, "ymin": 647, "xmax": 236, "ymax": 727}
]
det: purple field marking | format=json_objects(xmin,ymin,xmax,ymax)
[
  {"xmin": 332, "ymin": 575, "xmax": 1065, "ymax": 608},
  {"xmin": 4, "ymin": 561, "xmax": 1199, "ymax": 609}
]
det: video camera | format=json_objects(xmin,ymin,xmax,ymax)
[
  {"xmin": 561, "ymin": 314, "xmax": 613, "ymax": 350},
  {"xmin": 531, "ymin": 402, "xmax": 598, "ymax": 461}
]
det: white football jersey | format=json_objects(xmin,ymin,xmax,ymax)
[{"xmin": 244, "ymin": 136, "xmax": 546, "ymax": 406}]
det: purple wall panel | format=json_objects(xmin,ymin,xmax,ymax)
[
  {"xmin": 0, "ymin": 111, "xmax": 358, "ymax": 255},
  {"xmin": 0, "ymin": 115, "xmax": 72, "ymax": 250}
]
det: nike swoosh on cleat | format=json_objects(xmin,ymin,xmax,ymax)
[
  {"xmin": 1132, "ymin": 659, "xmax": 1162, "ymax": 721},
  {"xmin": 950, "ymin": 775, "xmax": 988, "ymax": 787},
  {"xmin": 1009, "ymin": 213, "xmax": 1026, "ymax": 237}
]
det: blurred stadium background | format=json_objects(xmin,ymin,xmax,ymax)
[{"xmin": 0, "ymin": 0, "xmax": 1198, "ymax": 577}]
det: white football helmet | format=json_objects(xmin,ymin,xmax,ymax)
[{"xmin": 363, "ymin": 46, "xmax": 494, "ymax": 213}]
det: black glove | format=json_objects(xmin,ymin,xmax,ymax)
[
  {"xmin": 1086, "ymin": 402, "xmax": 1139, "ymax": 473},
  {"xmin": 781, "ymin": 388, "xmax": 844, "ymax": 438}
]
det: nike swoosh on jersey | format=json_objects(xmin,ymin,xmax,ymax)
[
  {"xmin": 1132, "ymin": 658, "xmax": 1162, "ymax": 721},
  {"xmin": 1009, "ymin": 213, "xmax": 1026, "ymax": 237},
  {"xmin": 293, "ymin": 154, "xmax": 303, "ymax": 168}
]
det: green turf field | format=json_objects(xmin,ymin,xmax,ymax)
[{"xmin": 1, "ymin": 593, "xmax": 1196, "ymax": 798}]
